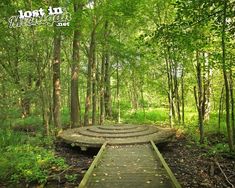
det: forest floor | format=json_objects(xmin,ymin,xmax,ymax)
[
  {"xmin": 160, "ymin": 133, "xmax": 235, "ymax": 188},
  {"xmin": 44, "ymin": 132, "xmax": 235, "ymax": 188},
  {"xmin": 44, "ymin": 142, "xmax": 95, "ymax": 188}
]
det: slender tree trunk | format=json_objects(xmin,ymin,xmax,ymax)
[
  {"xmin": 92, "ymin": 36, "xmax": 97, "ymax": 125},
  {"xmin": 45, "ymin": 45, "xmax": 53, "ymax": 127},
  {"xmin": 165, "ymin": 49, "xmax": 173, "ymax": 128},
  {"xmin": 174, "ymin": 63, "xmax": 181, "ymax": 124},
  {"xmin": 53, "ymin": 27, "xmax": 62, "ymax": 132},
  {"xmin": 96, "ymin": 56, "xmax": 100, "ymax": 123},
  {"xmin": 131, "ymin": 71, "xmax": 139, "ymax": 111},
  {"xmin": 91, "ymin": 1, "xmax": 97, "ymax": 126},
  {"xmin": 218, "ymin": 86, "xmax": 224, "ymax": 132},
  {"xmin": 181, "ymin": 67, "xmax": 185, "ymax": 126},
  {"xmin": 140, "ymin": 82, "xmax": 146, "ymax": 118},
  {"xmin": 100, "ymin": 50, "xmax": 105, "ymax": 124},
  {"xmin": 40, "ymin": 85, "xmax": 50, "ymax": 136},
  {"xmin": 84, "ymin": 40, "xmax": 94, "ymax": 126},
  {"xmin": 104, "ymin": 48, "xmax": 112, "ymax": 117},
  {"xmin": 229, "ymin": 70, "xmax": 235, "ymax": 142},
  {"xmin": 84, "ymin": 29, "xmax": 96, "ymax": 126},
  {"xmin": 221, "ymin": 0, "xmax": 234, "ymax": 151},
  {"xmin": 71, "ymin": 2, "xmax": 81, "ymax": 127},
  {"xmin": 203, "ymin": 52, "xmax": 212, "ymax": 121},
  {"xmin": 21, "ymin": 76, "xmax": 32, "ymax": 118},
  {"xmin": 48, "ymin": 70, "xmax": 54, "ymax": 126},
  {"xmin": 117, "ymin": 59, "xmax": 121, "ymax": 123},
  {"xmin": 169, "ymin": 58, "xmax": 176, "ymax": 121},
  {"xmin": 195, "ymin": 51, "xmax": 204, "ymax": 144},
  {"xmin": 35, "ymin": 50, "xmax": 50, "ymax": 135}
]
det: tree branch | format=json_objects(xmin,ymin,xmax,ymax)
[{"xmin": 215, "ymin": 160, "xmax": 234, "ymax": 188}]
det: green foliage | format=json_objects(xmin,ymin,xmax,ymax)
[
  {"xmin": 0, "ymin": 128, "xmax": 55, "ymax": 150},
  {"xmin": 61, "ymin": 107, "xmax": 70, "ymax": 126},
  {"xmin": 65, "ymin": 174, "xmax": 78, "ymax": 182},
  {"xmin": 14, "ymin": 116, "xmax": 42, "ymax": 127},
  {"xmin": 0, "ymin": 145, "xmax": 67, "ymax": 184},
  {"xmin": 1, "ymin": 115, "xmax": 43, "ymax": 131},
  {"xmin": 207, "ymin": 143, "xmax": 230, "ymax": 156},
  {"xmin": 0, "ymin": 129, "xmax": 28, "ymax": 150},
  {"xmin": 0, "ymin": 129, "xmax": 66, "ymax": 184},
  {"xmin": 119, "ymin": 101, "xmax": 132, "ymax": 112},
  {"xmin": 123, "ymin": 108, "xmax": 168, "ymax": 124}
]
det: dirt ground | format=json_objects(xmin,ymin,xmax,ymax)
[
  {"xmin": 160, "ymin": 135, "xmax": 235, "ymax": 188},
  {"xmin": 44, "ymin": 142, "xmax": 96, "ymax": 187}
]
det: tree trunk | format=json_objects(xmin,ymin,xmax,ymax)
[
  {"xmin": 92, "ymin": 35, "xmax": 97, "ymax": 126},
  {"xmin": 181, "ymin": 67, "xmax": 185, "ymax": 126},
  {"xmin": 71, "ymin": 2, "xmax": 82, "ymax": 128},
  {"xmin": 45, "ymin": 45, "xmax": 53, "ymax": 128},
  {"xmin": 174, "ymin": 62, "xmax": 181, "ymax": 124},
  {"xmin": 40, "ymin": 86, "xmax": 50, "ymax": 136},
  {"xmin": 104, "ymin": 46, "xmax": 112, "ymax": 118},
  {"xmin": 117, "ymin": 59, "xmax": 121, "ymax": 123},
  {"xmin": 221, "ymin": 0, "xmax": 234, "ymax": 151},
  {"xmin": 165, "ymin": 49, "xmax": 173, "ymax": 128},
  {"xmin": 53, "ymin": 27, "xmax": 62, "ymax": 132},
  {"xmin": 230, "ymin": 69, "xmax": 235, "ymax": 142},
  {"xmin": 84, "ymin": 29, "xmax": 95, "ymax": 126},
  {"xmin": 195, "ymin": 51, "xmax": 204, "ymax": 144},
  {"xmin": 100, "ymin": 49, "xmax": 105, "ymax": 125},
  {"xmin": 169, "ymin": 57, "xmax": 176, "ymax": 121},
  {"xmin": 202, "ymin": 52, "xmax": 212, "ymax": 121},
  {"xmin": 218, "ymin": 86, "xmax": 224, "ymax": 132},
  {"xmin": 140, "ymin": 82, "xmax": 146, "ymax": 118},
  {"xmin": 35, "ymin": 51, "xmax": 50, "ymax": 135}
]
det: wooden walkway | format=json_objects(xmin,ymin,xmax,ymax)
[
  {"xmin": 78, "ymin": 141, "xmax": 181, "ymax": 188},
  {"xmin": 59, "ymin": 125, "xmax": 180, "ymax": 187}
]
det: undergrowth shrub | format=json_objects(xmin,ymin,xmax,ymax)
[
  {"xmin": 0, "ymin": 145, "xmax": 67, "ymax": 184},
  {"xmin": 123, "ymin": 109, "xmax": 168, "ymax": 124},
  {"xmin": 0, "ymin": 129, "xmax": 66, "ymax": 184}
]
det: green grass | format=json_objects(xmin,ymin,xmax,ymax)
[{"xmin": 122, "ymin": 108, "xmax": 168, "ymax": 124}]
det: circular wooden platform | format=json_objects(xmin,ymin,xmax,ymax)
[{"xmin": 58, "ymin": 125, "xmax": 175, "ymax": 149}]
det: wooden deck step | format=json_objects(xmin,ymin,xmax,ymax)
[{"xmin": 59, "ymin": 125, "xmax": 176, "ymax": 148}]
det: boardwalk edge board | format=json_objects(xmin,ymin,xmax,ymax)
[
  {"xmin": 78, "ymin": 142, "xmax": 107, "ymax": 188},
  {"xmin": 151, "ymin": 140, "xmax": 182, "ymax": 188}
]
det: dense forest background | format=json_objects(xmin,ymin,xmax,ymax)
[{"xmin": 0, "ymin": 0, "xmax": 234, "ymax": 186}]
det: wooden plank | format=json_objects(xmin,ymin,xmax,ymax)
[
  {"xmin": 78, "ymin": 142, "xmax": 107, "ymax": 188},
  {"xmin": 83, "ymin": 144, "xmax": 176, "ymax": 188},
  {"xmin": 151, "ymin": 140, "xmax": 181, "ymax": 188}
]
